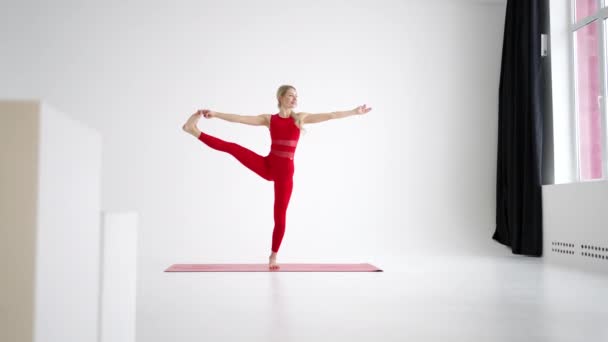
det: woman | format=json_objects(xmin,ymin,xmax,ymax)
[{"xmin": 182, "ymin": 85, "xmax": 372, "ymax": 269}]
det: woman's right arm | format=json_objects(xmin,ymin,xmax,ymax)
[{"xmin": 204, "ymin": 110, "xmax": 269, "ymax": 127}]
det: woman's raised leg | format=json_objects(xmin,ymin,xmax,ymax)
[
  {"xmin": 198, "ymin": 131, "xmax": 272, "ymax": 180},
  {"xmin": 183, "ymin": 112, "xmax": 272, "ymax": 180}
]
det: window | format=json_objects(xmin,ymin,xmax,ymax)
[
  {"xmin": 575, "ymin": 0, "xmax": 599, "ymax": 21},
  {"xmin": 574, "ymin": 21, "xmax": 602, "ymax": 179},
  {"xmin": 605, "ymin": 19, "xmax": 608, "ymax": 173},
  {"xmin": 571, "ymin": 1, "xmax": 608, "ymax": 181}
]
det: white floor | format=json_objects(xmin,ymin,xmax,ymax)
[{"xmin": 138, "ymin": 255, "xmax": 608, "ymax": 342}]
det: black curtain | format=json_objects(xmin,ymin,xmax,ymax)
[{"xmin": 492, "ymin": 0, "xmax": 549, "ymax": 256}]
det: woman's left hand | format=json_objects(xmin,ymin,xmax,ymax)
[{"xmin": 353, "ymin": 104, "xmax": 372, "ymax": 115}]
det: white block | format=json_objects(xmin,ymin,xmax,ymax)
[
  {"xmin": 100, "ymin": 212, "xmax": 138, "ymax": 342},
  {"xmin": 0, "ymin": 100, "xmax": 102, "ymax": 342}
]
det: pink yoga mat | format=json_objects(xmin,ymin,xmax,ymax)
[{"xmin": 165, "ymin": 263, "xmax": 383, "ymax": 272}]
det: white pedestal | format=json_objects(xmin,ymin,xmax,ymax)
[
  {"xmin": 100, "ymin": 212, "xmax": 138, "ymax": 342},
  {"xmin": 0, "ymin": 100, "xmax": 102, "ymax": 342}
]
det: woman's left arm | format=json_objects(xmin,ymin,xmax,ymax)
[{"xmin": 299, "ymin": 104, "xmax": 372, "ymax": 124}]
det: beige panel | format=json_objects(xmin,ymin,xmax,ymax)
[{"xmin": 0, "ymin": 100, "xmax": 40, "ymax": 342}]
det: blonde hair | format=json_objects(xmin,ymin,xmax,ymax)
[{"xmin": 276, "ymin": 84, "xmax": 304, "ymax": 130}]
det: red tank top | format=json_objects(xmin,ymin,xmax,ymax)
[{"xmin": 269, "ymin": 114, "xmax": 300, "ymax": 160}]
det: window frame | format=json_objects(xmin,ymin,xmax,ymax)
[{"xmin": 569, "ymin": 1, "xmax": 608, "ymax": 181}]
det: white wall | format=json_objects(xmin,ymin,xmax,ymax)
[
  {"xmin": 542, "ymin": 181, "xmax": 608, "ymax": 273},
  {"xmin": 0, "ymin": 0, "xmax": 507, "ymax": 337}
]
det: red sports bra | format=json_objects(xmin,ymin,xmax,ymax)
[{"xmin": 269, "ymin": 114, "xmax": 300, "ymax": 160}]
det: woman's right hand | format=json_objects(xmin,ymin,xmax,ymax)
[{"xmin": 198, "ymin": 109, "xmax": 215, "ymax": 119}]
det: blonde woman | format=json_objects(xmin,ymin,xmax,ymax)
[{"xmin": 182, "ymin": 85, "xmax": 372, "ymax": 269}]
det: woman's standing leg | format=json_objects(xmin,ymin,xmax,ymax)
[
  {"xmin": 271, "ymin": 179, "xmax": 294, "ymax": 253},
  {"xmin": 268, "ymin": 157, "xmax": 295, "ymax": 269}
]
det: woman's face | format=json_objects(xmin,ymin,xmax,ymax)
[{"xmin": 280, "ymin": 88, "xmax": 298, "ymax": 109}]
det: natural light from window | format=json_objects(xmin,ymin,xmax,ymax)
[
  {"xmin": 574, "ymin": 21, "xmax": 603, "ymax": 180},
  {"xmin": 572, "ymin": 0, "xmax": 607, "ymax": 181}
]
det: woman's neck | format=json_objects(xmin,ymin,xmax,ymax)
[{"xmin": 278, "ymin": 108, "xmax": 292, "ymax": 118}]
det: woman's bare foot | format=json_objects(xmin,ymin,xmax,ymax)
[
  {"xmin": 182, "ymin": 111, "xmax": 202, "ymax": 137},
  {"xmin": 269, "ymin": 252, "xmax": 280, "ymax": 270}
]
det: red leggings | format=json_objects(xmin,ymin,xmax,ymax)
[{"xmin": 198, "ymin": 132, "xmax": 294, "ymax": 253}]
